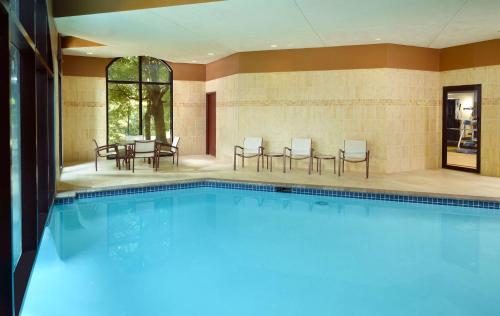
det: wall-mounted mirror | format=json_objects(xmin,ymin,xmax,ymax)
[{"xmin": 442, "ymin": 85, "xmax": 481, "ymax": 173}]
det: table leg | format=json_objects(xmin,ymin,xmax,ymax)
[
  {"xmin": 319, "ymin": 158, "xmax": 322, "ymax": 175},
  {"xmin": 270, "ymin": 157, "xmax": 273, "ymax": 172}
]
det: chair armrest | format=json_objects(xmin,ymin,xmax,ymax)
[
  {"xmin": 96, "ymin": 144, "xmax": 117, "ymax": 152},
  {"xmin": 96, "ymin": 144, "xmax": 118, "ymax": 155},
  {"xmin": 339, "ymin": 149, "xmax": 345, "ymax": 158},
  {"xmin": 234, "ymin": 145, "xmax": 244, "ymax": 154}
]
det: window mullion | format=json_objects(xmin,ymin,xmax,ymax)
[{"xmin": 138, "ymin": 56, "xmax": 143, "ymax": 136}]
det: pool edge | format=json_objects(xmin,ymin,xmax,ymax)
[{"xmin": 54, "ymin": 178, "xmax": 500, "ymax": 210}]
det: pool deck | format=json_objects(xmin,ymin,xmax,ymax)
[{"xmin": 57, "ymin": 155, "xmax": 500, "ymax": 201}]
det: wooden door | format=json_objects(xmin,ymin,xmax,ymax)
[{"xmin": 206, "ymin": 92, "xmax": 216, "ymax": 156}]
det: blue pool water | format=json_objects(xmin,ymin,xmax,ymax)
[{"xmin": 21, "ymin": 188, "xmax": 500, "ymax": 316}]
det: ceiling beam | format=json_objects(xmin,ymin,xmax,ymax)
[{"xmin": 53, "ymin": 0, "xmax": 221, "ymax": 18}]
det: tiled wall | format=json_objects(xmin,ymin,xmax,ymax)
[
  {"xmin": 441, "ymin": 65, "xmax": 500, "ymax": 177},
  {"xmin": 173, "ymin": 80, "xmax": 206, "ymax": 155},
  {"xmin": 63, "ymin": 66, "xmax": 499, "ymax": 176},
  {"xmin": 62, "ymin": 76, "xmax": 206, "ymax": 163},
  {"xmin": 206, "ymin": 69, "xmax": 441, "ymax": 173},
  {"xmin": 62, "ymin": 76, "xmax": 106, "ymax": 162}
]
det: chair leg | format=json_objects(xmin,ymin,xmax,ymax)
[
  {"xmin": 366, "ymin": 154, "xmax": 370, "ymax": 179},
  {"xmin": 308, "ymin": 157, "xmax": 312, "ymax": 175},
  {"xmin": 257, "ymin": 155, "xmax": 260, "ymax": 172},
  {"xmin": 289, "ymin": 156, "xmax": 292, "ymax": 170},
  {"xmin": 233, "ymin": 153, "xmax": 236, "ymax": 171},
  {"xmin": 242, "ymin": 156, "xmax": 244, "ymax": 168},
  {"xmin": 176, "ymin": 152, "xmax": 179, "ymax": 166},
  {"xmin": 95, "ymin": 156, "xmax": 98, "ymax": 171},
  {"xmin": 132, "ymin": 158, "xmax": 135, "ymax": 173},
  {"xmin": 283, "ymin": 155, "xmax": 286, "ymax": 173}
]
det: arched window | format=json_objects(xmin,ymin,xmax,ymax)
[{"xmin": 106, "ymin": 56, "xmax": 173, "ymax": 144}]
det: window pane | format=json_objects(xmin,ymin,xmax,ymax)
[
  {"xmin": 141, "ymin": 56, "xmax": 171, "ymax": 83},
  {"xmin": 11, "ymin": 0, "xmax": 20, "ymax": 17},
  {"xmin": 10, "ymin": 45, "xmax": 22, "ymax": 267},
  {"xmin": 108, "ymin": 57, "xmax": 139, "ymax": 81},
  {"xmin": 142, "ymin": 84, "xmax": 171, "ymax": 142},
  {"xmin": 108, "ymin": 83, "xmax": 140, "ymax": 144}
]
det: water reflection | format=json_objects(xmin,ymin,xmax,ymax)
[{"xmin": 50, "ymin": 196, "xmax": 174, "ymax": 269}]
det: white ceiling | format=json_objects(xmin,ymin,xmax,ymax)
[{"xmin": 56, "ymin": 0, "xmax": 500, "ymax": 64}]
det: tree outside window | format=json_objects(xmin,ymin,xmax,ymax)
[{"xmin": 107, "ymin": 56, "xmax": 172, "ymax": 144}]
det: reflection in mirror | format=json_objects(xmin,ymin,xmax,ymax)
[{"xmin": 443, "ymin": 86, "xmax": 480, "ymax": 171}]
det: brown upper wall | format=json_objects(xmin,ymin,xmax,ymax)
[
  {"xmin": 205, "ymin": 54, "xmax": 240, "ymax": 81},
  {"xmin": 61, "ymin": 36, "xmax": 104, "ymax": 48},
  {"xmin": 54, "ymin": 0, "xmax": 220, "ymax": 17},
  {"xmin": 62, "ymin": 55, "xmax": 113, "ymax": 77},
  {"xmin": 386, "ymin": 44, "xmax": 440, "ymax": 71},
  {"xmin": 206, "ymin": 44, "xmax": 440, "ymax": 80},
  {"xmin": 169, "ymin": 62, "xmax": 206, "ymax": 81},
  {"xmin": 63, "ymin": 38, "xmax": 500, "ymax": 80},
  {"xmin": 440, "ymin": 39, "xmax": 500, "ymax": 71},
  {"xmin": 62, "ymin": 55, "xmax": 206, "ymax": 81}
]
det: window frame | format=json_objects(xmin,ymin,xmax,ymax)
[{"xmin": 105, "ymin": 56, "xmax": 173, "ymax": 145}]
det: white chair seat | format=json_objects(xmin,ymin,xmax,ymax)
[
  {"xmin": 290, "ymin": 154, "xmax": 309, "ymax": 159},
  {"xmin": 344, "ymin": 154, "xmax": 366, "ymax": 161},
  {"xmin": 134, "ymin": 152, "xmax": 154, "ymax": 158}
]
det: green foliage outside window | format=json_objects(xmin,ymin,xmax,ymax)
[{"xmin": 107, "ymin": 56, "xmax": 172, "ymax": 144}]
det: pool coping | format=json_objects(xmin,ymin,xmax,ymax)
[{"xmin": 54, "ymin": 178, "xmax": 500, "ymax": 209}]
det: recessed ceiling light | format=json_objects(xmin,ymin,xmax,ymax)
[
  {"xmin": 86, "ymin": 52, "xmax": 93, "ymax": 55},
  {"xmin": 208, "ymin": 52, "xmax": 214, "ymax": 56},
  {"xmin": 270, "ymin": 44, "xmax": 278, "ymax": 48},
  {"xmin": 375, "ymin": 38, "xmax": 381, "ymax": 41}
]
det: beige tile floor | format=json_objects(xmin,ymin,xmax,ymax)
[{"xmin": 58, "ymin": 155, "xmax": 500, "ymax": 201}]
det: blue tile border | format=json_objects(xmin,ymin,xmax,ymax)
[{"xmin": 54, "ymin": 180, "xmax": 500, "ymax": 210}]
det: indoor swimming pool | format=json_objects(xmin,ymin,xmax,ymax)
[{"xmin": 21, "ymin": 184, "xmax": 500, "ymax": 316}]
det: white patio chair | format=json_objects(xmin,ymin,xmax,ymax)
[
  {"xmin": 283, "ymin": 138, "xmax": 313, "ymax": 174},
  {"xmin": 131, "ymin": 140, "xmax": 157, "ymax": 173},
  {"xmin": 338, "ymin": 140, "xmax": 370, "ymax": 178},
  {"xmin": 233, "ymin": 137, "xmax": 264, "ymax": 171},
  {"xmin": 156, "ymin": 136, "xmax": 180, "ymax": 170}
]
